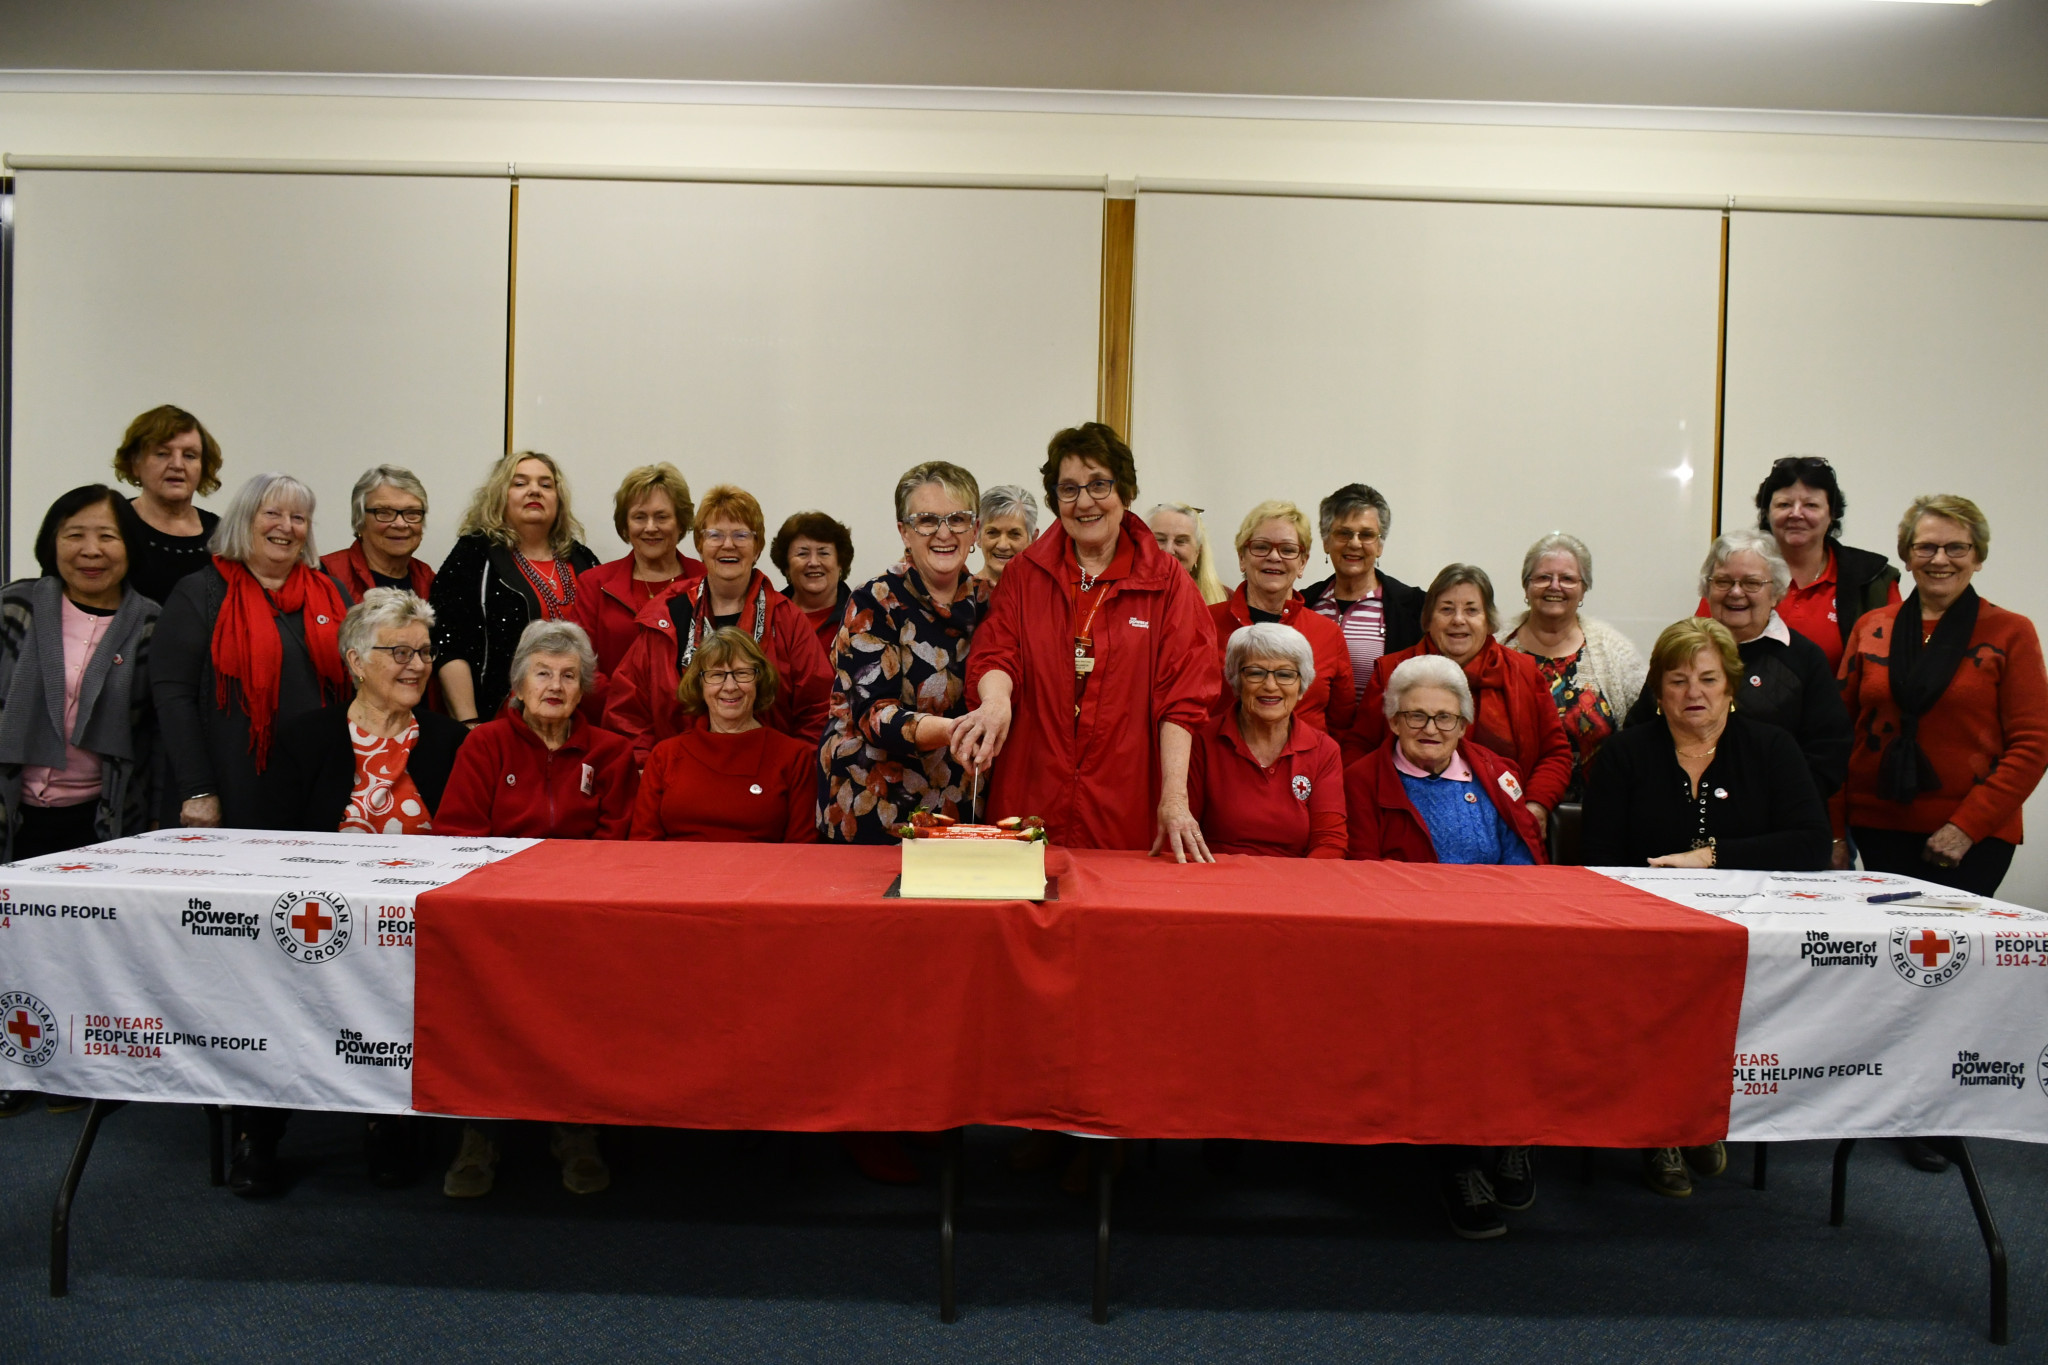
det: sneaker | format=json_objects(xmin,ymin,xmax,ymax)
[
  {"xmin": 550, "ymin": 1125, "xmax": 611, "ymax": 1195},
  {"xmin": 1492, "ymin": 1146, "xmax": 1537, "ymax": 1211},
  {"xmin": 443, "ymin": 1124, "xmax": 499, "ymax": 1198},
  {"xmin": 44, "ymin": 1095, "xmax": 87, "ymax": 1114},
  {"xmin": 1681, "ymin": 1141, "xmax": 1727, "ymax": 1178},
  {"xmin": 1643, "ymin": 1147, "xmax": 1693, "ymax": 1198},
  {"xmin": 1443, "ymin": 1167, "xmax": 1506, "ymax": 1240},
  {"xmin": 365, "ymin": 1116, "xmax": 417, "ymax": 1189},
  {"xmin": 1900, "ymin": 1138, "xmax": 1952, "ymax": 1174},
  {"xmin": 0, "ymin": 1091, "xmax": 33, "ymax": 1118}
]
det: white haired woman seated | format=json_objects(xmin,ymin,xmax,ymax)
[
  {"xmin": 264, "ymin": 588, "xmax": 470, "ymax": 835},
  {"xmin": 1344, "ymin": 652, "xmax": 1547, "ymax": 1241},
  {"xmin": 1185, "ymin": 622, "xmax": 1346, "ymax": 858}
]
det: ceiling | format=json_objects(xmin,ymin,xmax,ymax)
[{"xmin": 1, "ymin": 0, "xmax": 2044, "ymax": 121}]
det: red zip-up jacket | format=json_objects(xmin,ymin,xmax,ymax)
[
  {"xmin": 1349, "ymin": 638, "xmax": 1574, "ymax": 812},
  {"xmin": 570, "ymin": 553, "xmax": 707, "ymax": 680},
  {"xmin": 602, "ymin": 568, "xmax": 833, "ymax": 765},
  {"xmin": 1344, "ymin": 738, "xmax": 1549, "ymax": 864},
  {"xmin": 433, "ymin": 713, "xmax": 639, "ymax": 839},
  {"xmin": 1207, "ymin": 586, "xmax": 1356, "ymax": 737},
  {"xmin": 965, "ymin": 511, "xmax": 1220, "ymax": 850}
]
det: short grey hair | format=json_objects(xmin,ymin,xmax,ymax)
[
  {"xmin": 1318, "ymin": 483, "xmax": 1394, "ymax": 542},
  {"xmin": 339, "ymin": 588, "xmax": 436, "ymax": 670},
  {"xmin": 507, "ymin": 619, "xmax": 598, "ymax": 700},
  {"xmin": 1383, "ymin": 654, "xmax": 1474, "ymax": 722},
  {"xmin": 208, "ymin": 473, "xmax": 321, "ymax": 567},
  {"xmin": 1521, "ymin": 531, "xmax": 1594, "ymax": 593},
  {"xmin": 981, "ymin": 484, "xmax": 1040, "ymax": 537},
  {"xmin": 349, "ymin": 464, "xmax": 430, "ymax": 537},
  {"xmin": 1224, "ymin": 623, "xmax": 1315, "ymax": 690},
  {"xmin": 1700, "ymin": 529, "xmax": 1791, "ymax": 600}
]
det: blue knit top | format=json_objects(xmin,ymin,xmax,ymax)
[{"xmin": 1399, "ymin": 770, "xmax": 1535, "ymax": 866}]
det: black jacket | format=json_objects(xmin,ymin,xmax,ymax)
[
  {"xmin": 1623, "ymin": 628, "xmax": 1852, "ymax": 798},
  {"xmin": 1830, "ymin": 542, "xmax": 1903, "ymax": 645},
  {"xmin": 261, "ymin": 703, "xmax": 469, "ymax": 833},
  {"xmin": 429, "ymin": 535, "xmax": 600, "ymax": 721},
  {"xmin": 1583, "ymin": 712, "xmax": 1830, "ymax": 871},
  {"xmin": 1300, "ymin": 568, "xmax": 1426, "ymax": 656},
  {"xmin": 151, "ymin": 564, "xmax": 354, "ymax": 828}
]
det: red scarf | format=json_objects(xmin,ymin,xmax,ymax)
[
  {"xmin": 1422, "ymin": 634, "xmax": 1514, "ymax": 756},
  {"xmin": 211, "ymin": 556, "xmax": 351, "ymax": 769}
]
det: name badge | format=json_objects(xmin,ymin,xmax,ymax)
[{"xmin": 1074, "ymin": 638, "xmax": 1096, "ymax": 676}]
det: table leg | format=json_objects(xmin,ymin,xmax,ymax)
[
  {"xmin": 1091, "ymin": 1141, "xmax": 1114, "ymax": 1325},
  {"xmin": 1751, "ymin": 1142, "xmax": 1768, "ymax": 1191},
  {"xmin": 1829, "ymin": 1138, "xmax": 1857, "ymax": 1226},
  {"xmin": 939, "ymin": 1127, "xmax": 962, "ymax": 1324},
  {"xmin": 1944, "ymin": 1138, "xmax": 2009, "ymax": 1346},
  {"xmin": 206, "ymin": 1105, "xmax": 227, "ymax": 1187},
  {"xmin": 50, "ymin": 1098, "xmax": 127, "ymax": 1298}
]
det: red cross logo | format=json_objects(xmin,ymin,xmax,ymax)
[
  {"xmin": 374, "ymin": 859, "xmax": 412, "ymax": 868},
  {"xmin": 6, "ymin": 1010, "xmax": 41, "ymax": 1050},
  {"xmin": 1787, "ymin": 892, "xmax": 1824, "ymax": 900},
  {"xmin": 1908, "ymin": 930, "xmax": 1951, "ymax": 968},
  {"xmin": 173, "ymin": 835, "xmax": 211, "ymax": 843},
  {"xmin": 290, "ymin": 901, "xmax": 334, "ymax": 945}
]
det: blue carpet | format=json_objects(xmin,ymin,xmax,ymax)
[{"xmin": 2, "ymin": 1102, "xmax": 2038, "ymax": 1361}]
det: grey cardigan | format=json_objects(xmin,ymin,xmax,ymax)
[{"xmin": 0, "ymin": 577, "xmax": 159, "ymax": 861}]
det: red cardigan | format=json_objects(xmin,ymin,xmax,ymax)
[
  {"xmin": 1207, "ymin": 586, "xmax": 1356, "ymax": 738},
  {"xmin": 629, "ymin": 725, "xmax": 819, "ymax": 843},
  {"xmin": 1344, "ymin": 738, "xmax": 1549, "ymax": 864},
  {"xmin": 570, "ymin": 553, "xmax": 706, "ymax": 682},
  {"xmin": 602, "ymin": 569, "xmax": 833, "ymax": 765},
  {"xmin": 322, "ymin": 541, "xmax": 434, "ymax": 602},
  {"xmin": 1837, "ymin": 598, "xmax": 2048, "ymax": 844},
  {"xmin": 433, "ymin": 714, "xmax": 638, "ymax": 840},
  {"xmin": 965, "ymin": 513, "xmax": 1220, "ymax": 850},
  {"xmin": 1350, "ymin": 637, "xmax": 1573, "ymax": 812}
]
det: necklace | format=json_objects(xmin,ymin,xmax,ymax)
[
  {"xmin": 1675, "ymin": 744, "xmax": 1718, "ymax": 760},
  {"xmin": 1077, "ymin": 564, "xmax": 1101, "ymax": 592}
]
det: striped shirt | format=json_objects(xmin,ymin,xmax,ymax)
[{"xmin": 1310, "ymin": 584, "xmax": 1386, "ymax": 699}]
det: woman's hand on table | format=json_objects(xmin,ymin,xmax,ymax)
[
  {"xmin": 1924, "ymin": 823, "xmax": 1973, "ymax": 870},
  {"xmin": 1647, "ymin": 846, "xmax": 1715, "ymax": 869},
  {"xmin": 1830, "ymin": 838, "xmax": 1853, "ymax": 871},
  {"xmin": 180, "ymin": 795, "xmax": 223, "ymax": 828},
  {"xmin": 1152, "ymin": 797, "xmax": 1213, "ymax": 864}
]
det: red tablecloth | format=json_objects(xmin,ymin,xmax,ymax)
[{"xmin": 412, "ymin": 844, "xmax": 1748, "ymax": 1146}]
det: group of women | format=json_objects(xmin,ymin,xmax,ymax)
[{"xmin": 3, "ymin": 409, "xmax": 2042, "ymax": 1236}]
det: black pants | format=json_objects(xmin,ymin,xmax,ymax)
[
  {"xmin": 12, "ymin": 801, "xmax": 100, "ymax": 861},
  {"xmin": 1853, "ymin": 826, "xmax": 2016, "ymax": 898}
]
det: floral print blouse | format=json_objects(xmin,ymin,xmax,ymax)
[{"xmin": 818, "ymin": 562, "xmax": 990, "ymax": 843}]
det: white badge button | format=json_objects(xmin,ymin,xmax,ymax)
[{"xmin": 749, "ymin": 783, "xmax": 763, "ymax": 795}]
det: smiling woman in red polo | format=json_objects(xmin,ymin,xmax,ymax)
[{"xmin": 1188, "ymin": 623, "xmax": 1345, "ymax": 858}]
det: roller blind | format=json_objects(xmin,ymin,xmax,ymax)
[
  {"xmin": 8, "ymin": 170, "xmax": 510, "ymax": 579},
  {"xmin": 509, "ymin": 178, "xmax": 1102, "ymax": 577}
]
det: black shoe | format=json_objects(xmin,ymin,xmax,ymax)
[
  {"xmin": 1901, "ymin": 1138, "xmax": 1951, "ymax": 1174},
  {"xmin": 1492, "ymin": 1146, "xmax": 1537, "ymax": 1212},
  {"xmin": 1443, "ymin": 1167, "xmax": 1506, "ymax": 1240},
  {"xmin": 0, "ymin": 1090, "xmax": 33, "ymax": 1118},
  {"xmin": 1681, "ymin": 1141, "xmax": 1727, "ymax": 1178},
  {"xmin": 44, "ymin": 1095, "xmax": 87, "ymax": 1114},
  {"xmin": 365, "ymin": 1117, "xmax": 417, "ymax": 1189},
  {"xmin": 229, "ymin": 1133, "xmax": 283, "ymax": 1198}
]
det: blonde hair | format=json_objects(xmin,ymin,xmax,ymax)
[
  {"xmin": 677, "ymin": 628, "xmax": 778, "ymax": 718},
  {"xmin": 893, "ymin": 461, "xmax": 981, "ymax": 524},
  {"xmin": 1648, "ymin": 617, "xmax": 1743, "ymax": 687},
  {"xmin": 1233, "ymin": 500, "xmax": 1314, "ymax": 560},
  {"xmin": 612, "ymin": 464, "xmax": 695, "ymax": 541},
  {"xmin": 459, "ymin": 451, "xmax": 584, "ymax": 557},
  {"xmin": 1146, "ymin": 502, "xmax": 1229, "ymax": 606},
  {"xmin": 1897, "ymin": 494, "xmax": 1990, "ymax": 564},
  {"xmin": 209, "ymin": 473, "xmax": 321, "ymax": 567}
]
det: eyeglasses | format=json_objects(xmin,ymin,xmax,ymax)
[
  {"xmin": 364, "ymin": 507, "xmax": 425, "ymax": 526},
  {"xmin": 368, "ymin": 645, "xmax": 434, "ymax": 666},
  {"xmin": 1527, "ymin": 573, "xmax": 1582, "ymax": 589},
  {"xmin": 1244, "ymin": 540, "xmax": 1303, "ymax": 562},
  {"xmin": 1707, "ymin": 575, "xmax": 1772, "ymax": 595},
  {"xmin": 700, "ymin": 529, "xmax": 756, "ymax": 547},
  {"xmin": 703, "ymin": 668, "xmax": 758, "ymax": 686},
  {"xmin": 904, "ymin": 512, "xmax": 977, "ymax": 537},
  {"xmin": 1327, "ymin": 528, "xmax": 1381, "ymax": 546},
  {"xmin": 1055, "ymin": 478, "xmax": 1118, "ymax": 504},
  {"xmin": 1393, "ymin": 710, "xmax": 1463, "ymax": 732},
  {"xmin": 1908, "ymin": 541, "xmax": 1975, "ymax": 562},
  {"xmin": 1239, "ymin": 667, "xmax": 1302, "ymax": 686}
]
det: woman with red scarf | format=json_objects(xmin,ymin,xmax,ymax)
[
  {"xmin": 955, "ymin": 423, "xmax": 1220, "ymax": 857},
  {"xmin": 604, "ymin": 484, "xmax": 832, "ymax": 764},
  {"xmin": 1352, "ymin": 563, "xmax": 1571, "ymax": 833},
  {"xmin": 153, "ymin": 473, "xmax": 354, "ymax": 831}
]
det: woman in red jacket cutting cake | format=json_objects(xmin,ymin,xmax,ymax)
[
  {"xmin": 630, "ymin": 628, "xmax": 819, "ymax": 844},
  {"xmin": 954, "ymin": 423, "xmax": 1220, "ymax": 859}
]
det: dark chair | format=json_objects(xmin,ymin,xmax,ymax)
[{"xmin": 1549, "ymin": 800, "xmax": 1584, "ymax": 866}]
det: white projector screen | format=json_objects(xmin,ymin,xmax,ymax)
[
  {"xmin": 8, "ymin": 170, "xmax": 510, "ymax": 580},
  {"xmin": 1721, "ymin": 211, "xmax": 2048, "ymax": 908},
  {"xmin": 509, "ymin": 178, "xmax": 1102, "ymax": 579},
  {"xmin": 1129, "ymin": 193, "xmax": 1725, "ymax": 655}
]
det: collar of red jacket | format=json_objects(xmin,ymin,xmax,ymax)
[
  {"xmin": 630, "ymin": 566, "xmax": 779, "ymax": 635},
  {"xmin": 1224, "ymin": 582, "xmax": 1308, "ymax": 626},
  {"xmin": 590, "ymin": 552, "xmax": 706, "ymax": 608},
  {"xmin": 498, "ymin": 710, "xmax": 593, "ymax": 758},
  {"xmin": 1214, "ymin": 707, "xmax": 1323, "ymax": 763},
  {"xmin": 1418, "ymin": 633, "xmax": 1509, "ymax": 689},
  {"xmin": 1015, "ymin": 508, "xmax": 1179, "ymax": 590},
  {"xmin": 345, "ymin": 540, "xmax": 427, "ymax": 593}
]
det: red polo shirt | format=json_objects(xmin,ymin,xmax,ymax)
[{"xmin": 1186, "ymin": 710, "xmax": 1347, "ymax": 858}]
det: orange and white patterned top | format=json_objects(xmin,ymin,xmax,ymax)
[{"xmin": 340, "ymin": 720, "xmax": 433, "ymax": 836}]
